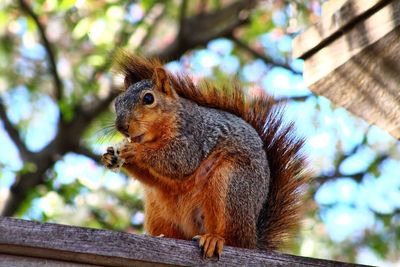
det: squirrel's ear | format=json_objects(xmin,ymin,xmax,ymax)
[
  {"xmin": 153, "ymin": 67, "xmax": 177, "ymax": 98},
  {"xmin": 124, "ymin": 75, "xmax": 133, "ymax": 90}
]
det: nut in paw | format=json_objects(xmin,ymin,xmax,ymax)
[{"xmin": 101, "ymin": 146, "xmax": 123, "ymax": 171}]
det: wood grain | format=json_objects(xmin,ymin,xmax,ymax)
[
  {"xmin": 293, "ymin": 0, "xmax": 389, "ymax": 59},
  {"xmin": 0, "ymin": 217, "xmax": 369, "ymax": 266},
  {"xmin": 302, "ymin": 1, "xmax": 400, "ymax": 85},
  {"xmin": 0, "ymin": 254, "xmax": 98, "ymax": 267},
  {"xmin": 296, "ymin": 0, "xmax": 400, "ymax": 138}
]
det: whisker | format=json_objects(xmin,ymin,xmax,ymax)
[
  {"xmin": 95, "ymin": 125, "xmax": 115, "ymax": 135},
  {"xmin": 91, "ymin": 124, "xmax": 119, "ymax": 145}
]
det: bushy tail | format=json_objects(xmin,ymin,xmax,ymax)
[{"xmin": 255, "ymin": 103, "xmax": 309, "ymax": 250}]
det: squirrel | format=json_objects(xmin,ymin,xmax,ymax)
[{"xmin": 101, "ymin": 52, "xmax": 309, "ymax": 258}]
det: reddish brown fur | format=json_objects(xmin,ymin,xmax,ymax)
[
  {"xmin": 114, "ymin": 52, "xmax": 309, "ymax": 250},
  {"xmin": 123, "ymin": 145, "xmax": 231, "ymax": 253}
]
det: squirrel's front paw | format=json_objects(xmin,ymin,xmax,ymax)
[
  {"xmin": 101, "ymin": 146, "xmax": 124, "ymax": 171},
  {"xmin": 194, "ymin": 234, "xmax": 225, "ymax": 259}
]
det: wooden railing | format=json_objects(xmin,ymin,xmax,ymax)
[{"xmin": 0, "ymin": 217, "xmax": 369, "ymax": 266}]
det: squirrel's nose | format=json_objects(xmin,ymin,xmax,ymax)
[{"xmin": 115, "ymin": 117, "xmax": 129, "ymax": 137}]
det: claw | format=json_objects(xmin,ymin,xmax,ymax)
[
  {"xmin": 192, "ymin": 235, "xmax": 201, "ymax": 241},
  {"xmin": 216, "ymin": 239, "xmax": 224, "ymax": 258},
  {"xmin": 194, "ymin": 234, "xmax": 224, "ymax": 260}
]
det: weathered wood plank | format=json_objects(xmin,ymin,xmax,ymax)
[
  {"xmin": 297, "ymin": 0, "xmax": 400, "ymax": 138},
  {"xmin": 293, "ymin": 0, "xmax": 390, "ymax": 59},
  {"xmin": 293, "ymin": 0, "xmax": 400, "ymax": 138},
  {"xmin": 0, "ymin": 217, "xmax": 368, "ymax": 266},
  {"xmin": 302, "ymin": 0, "xmax": 400, "ymax": 86},
  {"xmin": 0, "ymin": 254, "xmax": 98, "ymax": 267}
]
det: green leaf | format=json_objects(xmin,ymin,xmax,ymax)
[
  {"xmin": 141, "ymin": 0, "xmax": 156, "ymax": 11},
  {"xmin": 19, "ymin": 162, "xmax": 38, "ymax": 174},
  {"xmin": 88, "ymin": 55, "xmax": 106, "ymax": 67},
  {"xmin": 72, "ymin": 17, "xmax": 92, "ymax": 39},
  {"xmin": 58, "ymin": 99, "xmax": 75, "ymax": 122},
  {"xmin": 0, "ymin": 10, "xmax": 8, "ymax": 32},
  {"xmin": 243, "ymin": 10, "xmax": 274, "ymax": 42},
  {"xmin": 58, "ymin": 0, "xmax": 77, "ymax": 11}
]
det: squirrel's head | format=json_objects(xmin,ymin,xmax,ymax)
[{"xmin": 115, "ymin": 67, "xmax": 179, "ymax": 143}]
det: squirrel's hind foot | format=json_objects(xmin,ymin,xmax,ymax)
[{"xmin": 194, "ymin": 234, "xmax": 224, "ymax": 259}]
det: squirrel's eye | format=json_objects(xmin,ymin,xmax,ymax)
[{"xmin": 143, "ymin": 93, "xmax": 154, "ymax": 105}]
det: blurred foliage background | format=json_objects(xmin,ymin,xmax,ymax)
[{"xmin": 0, "ymin": 0, "xmax": 399, "ymax": 266}]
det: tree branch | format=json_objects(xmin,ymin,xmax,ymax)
[
  {"xmin": 0, "ymin": 99, "xmax": 31, "ymax": 160},
  {"xmin": 311, "ymin": 127, "xmax": 390, "ymax": 191},
  {"xmin": 315, "ymin": 171, "xmax": 365, "ymax": 184},
  {"xmin": 18, "ymin": 0, "xmax": 63, "ymax": 101},
  {"xmin": 179, "ymin": 0, "xmax": 189, "ymax": 35},
  {"xmin": 155, "ymin": 0, "xmax": 257, "ymax": 61},
  {"xmin": 231, "ymin": 36, "xmax": 302, "ymax": 75},
  {"xmin": 274, "ymin": 94, "xmax": 313, "ymax": 104},
  {"xmin": 1, "ymin": 151, "xmax": 56, "ymax": 216}
]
